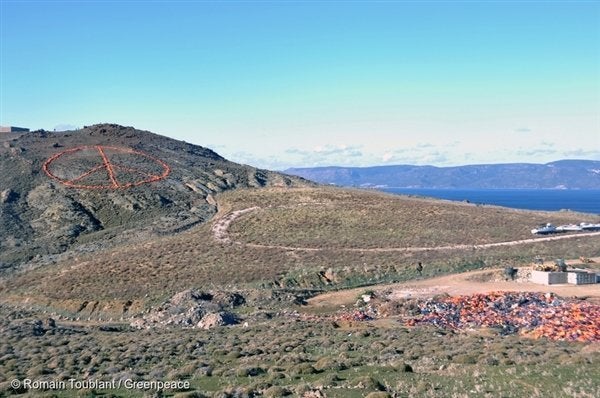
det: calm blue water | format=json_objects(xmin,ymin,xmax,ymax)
[{"xmin": 381, "ymin": 188, "xmax": 600, "ymax": 214}]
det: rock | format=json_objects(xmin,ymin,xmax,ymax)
[
  {"xmin": 196, "ymin": 312, "xmax": 237, "ymax": 329},
  {"xmin": 32, "ymin": 319, "xmax": 45, "ymax": 336},
  {"xmin": 130, "ymin": 289, "xmax": 242, "ymax": 329},
  {"xmin": 206, "ymin": 182, "xmax": 219, "ymax": 192},
  {"xmin": 1, "ymin": 189, "xmax": 17, "ymax": 203},
  {"xmin": 205, "ymin": 194, "xmax": 216, "ymax": 205},
  {"xmin": 324, "ymin": 268, "xmax": 336, "ymax": 282},
  {"xmin": 130, "ymin": 318, "xmax": 147, "ymax": 329},
  {"xmin": 170, "ymin": 289, "xmax": 212, "ymax": 306},
  {"xmin": 301, "ymin": 390, "xmax": 326, "ymax": 398},
  {"xmin": 26, "ymin": 184, "xmax": 100, "ymax": 239},
  {"xmin": 211, "ymin": 291, "xmax": 245, "ymax": 308},
  {"xmin": 9, "ymin": 147, "xmax": 23, "ymax": 155},
  {"xmin": 400, "ymin": 362, "xmax": 413, "ymax": 372},
  {"xmin": 108, "ymin": 193, "xmax": 144, "ymax": 211}
]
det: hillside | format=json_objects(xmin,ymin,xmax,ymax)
[
  {"xmin": 0, "ymin": 124, "xmax": 310, "ymax": 272},
  {"xmin": 1, "ymin": 169, "xmax": 600, "ymax": 396},
  {"xmin": 2, "ymin": 186, "xmax": 599, "ymax": 319},
  {"xmin": 286, "ymin": 160, "xmax": 600, "ymax": 188},
  {"xmin": 1, "ymin": 126, "xmax": 599, "ymax": 398}
]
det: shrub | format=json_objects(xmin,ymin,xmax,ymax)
[
  {"xmin": 235, "ymin": 366, "xmax": 265, "ymax": 377},
  {"xmin": 366, "ymin": 393, "xmax": 392, "ymax": 398},
  {"xmin": 291, "ymin": 363, "xmax": 318, "ymax": 375},
  {"xmin": 314, "ymin": 356, "xmax": 346, "ymax": 371},
  {"xmin": 316, "ymin": 373, "xmax": 342, "ymax": 387},
  {"xmin": 263, "ymin": 386, "xmax": 289, "ymax": 397},
  {"xmin": 173, "ymin": 392, "xmax": 208, "ymax": 398},
  {"xmin": 396, "ymin": 362, "xmax": 413, "ymax": 373},
  {"xmin": 353, "ymin": 375, "xmax": 385, "ymax": 391},
  {"xmin": 453, "ymin": 354, "xmax": 477, "ymax": 364}
]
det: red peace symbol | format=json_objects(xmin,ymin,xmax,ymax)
[{"xmin": 43, "ymin": 145, "xmax": 171, "ymax": 189}]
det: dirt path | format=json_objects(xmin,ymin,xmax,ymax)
[
  {"xmin": 213, "ymin": 206, "xmax": 600, "ymax": 252},
  {"xmin": 211, "ymin": 207, "xmax": 260, "ymax": 243},
  {"xmin": 306, "ymin": 262, "xmax": 600, "ymax": 311}
]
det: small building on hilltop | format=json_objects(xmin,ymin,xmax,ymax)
[{"xmin": 0, "ymin": 126, "xmax": 30, "ymax": 133}]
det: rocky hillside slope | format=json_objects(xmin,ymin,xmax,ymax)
[{"xmin": 0, "ymin": 124, "xmax": 310, "ymax": 272}]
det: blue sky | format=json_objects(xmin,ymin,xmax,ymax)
[{"xmin": 1, "ymin": 1, "xmax": 599, "ymax": 169}]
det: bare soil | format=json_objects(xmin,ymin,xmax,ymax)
[{"xmin": 306, "ymin": 258, "xmax": 600, "ymax": 311}]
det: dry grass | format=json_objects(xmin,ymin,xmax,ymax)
[
  {"xmin": 0, "ymin": 305, "xmax": 598, "ymax": 397},
  {"xmin": 1, "ymin": 186, "xmax": 599, "ymax": 396},
  {"xmin": 2, "ymin": 187, "xmax": 599, "ymax": 318},
  {"xmin": 225, "ymin": 187, "xmax": 597, "ymax": 248}
]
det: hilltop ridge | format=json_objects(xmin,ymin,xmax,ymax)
[{"xmin": 0, "ymin": 123, "xmax": 311, "ymax": 272}]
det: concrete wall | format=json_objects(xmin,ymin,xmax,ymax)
[
  {"xmin": 567, "ymin": 271, "xmax": 596, "ymax": 285},
  {"xmin": 531, "ymin": 270, "xmax": 598, "ymax": 285},
  {"xmin": 0, "ymin": 126, "xmax": 29, "ymax": 133},
  {"xmin": 530, "ymin": 270, "xmax": 567, "ymax": 285}
]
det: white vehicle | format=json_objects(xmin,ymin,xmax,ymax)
[
  {"xmin": 556, "ymin": 224, "xmax": 583, "ymax": 232},
  {"xmin": 580, "ymin": 222, "xmax": 600, "ymax": 231},
  {"xmin": 531, "ymin": 223, "xmax": 557, "ymax": 235}
]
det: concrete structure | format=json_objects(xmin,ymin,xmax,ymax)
[
  {"xmin": 0, "ymin": 126, "xmax": 29, "ymax": 133},
  {"xmin": 530, "ymin": 269, "xmax": 598, "ymax": 285},
  {"xmin": 530, "ymin": 270, "xmax": 567, "ymax": 285},
  {"xmin": 567, "ymin": 271, "xmax": 597, "ymax": 285}
]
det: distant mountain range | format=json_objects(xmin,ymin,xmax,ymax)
[{"xmin": 285, "ymin": 160, "xmax": 600, "ymax": 189}]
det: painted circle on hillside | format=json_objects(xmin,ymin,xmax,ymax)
[{"xmin": 43, "ymin": 145, "xmax": 170, "ymax": 189}]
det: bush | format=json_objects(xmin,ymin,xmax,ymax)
[
  {"xmin": 316, "ymin": 373, "xmax": 342, "ymax": 387},
  {"xmin": 396, "ymin": 362, "xmax": 413, "ymax": 373},
  {"xmin": 235, "ymin": 366, "xmax": 265, "ymax": 377},
  {"xmin": 453, "ymin": 354, "xmax": 477, "ymax": 364},
  {"xmin": 366, "ymin": 393, "xmax": 392, "ymax": 398},
  {"xmin": 173, "ymin": 392, "xmax": 208, "ymax": 398},
  {"xmin": 263, "ymin": 386, "xmax": 289, "ymax": 397},
  {"xmin": 353, "ymin": 375, "xmax": 385, "ymax": 391},
  {"xmin": 314, "ymin": 356, "xmax": 346, "ymax": 371},
  {"xmin": 291, "ymin": 363, "xmax": 318, "ymax": 375}
]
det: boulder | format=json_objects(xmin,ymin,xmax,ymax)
[
  {"xmin": 130, "ymin": 289, "xmax": 243, "ymax": 329},
  {"xmin": 1, "ymin": 189, "xmax": 17, "ymax": 203},
  {"xmin": 196, "ymin": 312, "xmax": 237, "ymax": 329}
]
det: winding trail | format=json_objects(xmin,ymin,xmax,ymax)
[
  {"xmin": 212, "ymin": 206, "xmax": 600, "ymax": 252},
  {"xmin": 211, "ymin": 207, "xmax": 260, "ymax": 243}
]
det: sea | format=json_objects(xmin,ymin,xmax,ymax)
[{"xmin": 380, "ymin": 188, "xmax": 600, "ymax": 215}]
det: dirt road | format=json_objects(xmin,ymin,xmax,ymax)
[
  {"xmin": 213, "ymin": 206, "xmax": 600, "ymax": 252},
  {"xmin": 306, "ymin": 262, "xmax": 600, "ymax": 311},
  {"xmin": 211, "ymin": 207, "xmax": 260, "ymax": 243}
]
